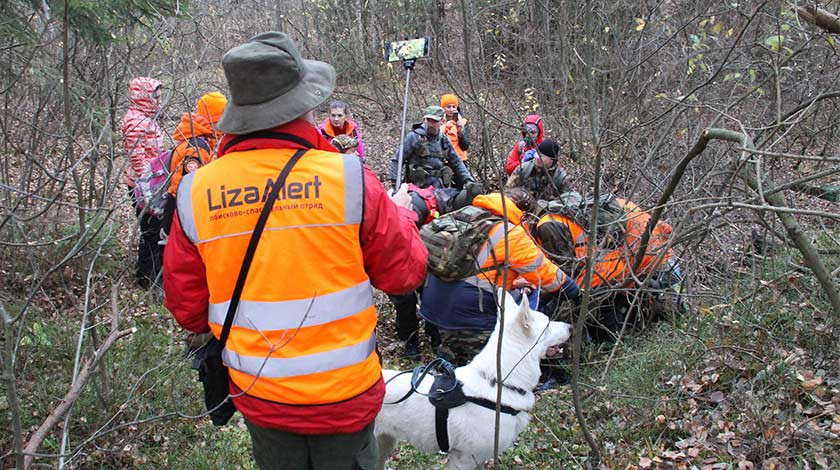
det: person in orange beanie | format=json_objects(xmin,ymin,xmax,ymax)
[
  {"xmin": 440, "ymin": 93, "xmax": 470, "ymax": 162},
  {"xmin": 196, "ymin": 91, "xmax": 227, "ymax": 128},
  {"xmin": 161, "ymin": 91, "xmax": 228, "ymax": 235}
]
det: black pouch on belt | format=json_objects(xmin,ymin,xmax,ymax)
[{"xmin": 193, "ymin": 336, "xmax": 236, "ymax": 426}]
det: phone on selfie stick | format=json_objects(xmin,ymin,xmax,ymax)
[{"xmin": 384, "ymin": 37, "xmax": 430, "ymax": 188}]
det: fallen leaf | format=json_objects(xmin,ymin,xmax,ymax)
[
  {"xmin": 717, "ymin": 431, "xmax": 735, "ymax": 442},
  {"xmin": 639, "ymin": 457, "xmax": 652, "ymax": 468},
  {"xmin": 762, "ymin": 457, "xmax": 781, "ymax": 469},
  {"xmin": 709, "ymin": 391, "xmax": 726, "ymax": 403},
  {"xmin": 796, "ymin": 370, "xmax": 823, "ymax": 391}
]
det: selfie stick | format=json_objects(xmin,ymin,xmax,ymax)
[{"xmin": 393, "ymin": 59, "xmax": 416, "ymax": 188}]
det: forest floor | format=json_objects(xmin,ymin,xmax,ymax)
[
  {"xmin": 27, "ymin": 238, "xmax": 833, "ymax": 469},
  {"xmin": 4, "ymin": 91, "xmax": 840, "ymax": 469}
]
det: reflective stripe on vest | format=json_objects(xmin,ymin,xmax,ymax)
[
  {"xmin": 207, "ymin": 280, "xmax": 374, "ymax": 331},
  {"xmin": 465, "ymin": 222, "xmax": 508, "ymax": 289},
  {"xmin": 177, "ymin": 148, "xmax": 377, "ymax": 405},
  {"xmin": 474, "ymin": 221, "xmax": 507, "ymax": 268},
  {"xmin": 467, "ymin": 220, "xmax": 567, "ymax": 291},
  {"xmin": 177, "ymin": 172, "xmax": 199, "ymax": 243},
  {"xmin": 222, "ymin": 334, "xmax": 376, "ymax": 379}
]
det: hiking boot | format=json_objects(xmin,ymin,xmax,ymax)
[
  {"xmin": 534, "ymin": 377, "xmax": 559, "ymax": 392},
  {"xmin": 402, "ymin": 341, "xmax": 420, "ymax": 359},
  {"xmin": 452, "ymin": 182, "xmax": 484, "ymax": 210}
]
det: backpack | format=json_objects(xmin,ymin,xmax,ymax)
[
  {"xmin": 421, "ymin": 205, "xmax": 503, "ymax": 282},
  {"xmin": 134, "ymin": 137, "xmax": 212, "ymax": 218},
  {"xmin": 546, "ymin": 191, "xmax": 627, "ymax": 248},
  {"xmin": 133, "ymin": 149, "xmax": 172, "ymax": 218}
]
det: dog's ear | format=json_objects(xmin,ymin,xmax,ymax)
[{"xmin": 517, "ymin": 294, "xmax": 533, "ymax": 333}]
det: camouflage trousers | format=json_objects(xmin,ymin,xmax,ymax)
[{"xmin": 437, "ymin": 329, "xmax": 492, "ymax": 367}]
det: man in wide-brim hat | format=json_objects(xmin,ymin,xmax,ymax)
[{"xmin": 163, "ymin": 31, "xmax": 429, "ymax": 469}]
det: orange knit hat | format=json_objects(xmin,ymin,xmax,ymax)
[
  {"xmin": 440, "ymin": 94, "xmax": 459, "ymax": 108},
  {"xmin": 196, "ymin": 91, "xmax": 227, "ymax": 124}
]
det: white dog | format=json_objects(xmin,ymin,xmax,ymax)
[{"xmin": 375, "ymin": 290, "xmax": 573, "ymax": 470}]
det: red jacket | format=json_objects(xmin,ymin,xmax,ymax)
[
  {"xmin": 504, "ymin": 114, "xmax": 544, "ymax": 175},
  {"xmin": 163, "ymin": 119, "xmax": 427, "ymax": 434}
]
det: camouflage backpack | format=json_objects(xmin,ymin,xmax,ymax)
[
  {"xmin": 546, "ymin": 191, "xmax": 627, "ymax": 248},
  {"xmin": 421, "ymin": 205, "xmax": 503, "ymax": 282}
]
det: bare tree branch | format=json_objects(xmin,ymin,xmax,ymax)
[{"xmin": 796, "ymin": 6, "xmax": 840, "ymax": 34}]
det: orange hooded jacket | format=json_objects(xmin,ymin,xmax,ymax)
[
  {"xmin": 168, "ymin": 113, "xmax": 219, "ymax": 195},
  {"xmin": 467, "ymin": 193, "xmax": 572, "ymax": 293}
]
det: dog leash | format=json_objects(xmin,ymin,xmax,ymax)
[{"xmin": 384, "ymin": 358, "xmax": 459, "ymax": 405}]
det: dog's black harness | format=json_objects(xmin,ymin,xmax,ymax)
[{"xmin": 385, "ymin": 359, "xmax": 524, "ymax": 453}]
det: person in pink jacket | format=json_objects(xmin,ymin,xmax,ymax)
[
  {"xmin": 504, "ymin": 114, "xmax": 544, "ymax": 175},
  {"xmin": 120, "ymin": 76, "xmax": 164, "ymax": 288}
]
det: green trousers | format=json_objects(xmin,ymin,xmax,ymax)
[
  {"xmin": 245, "ymin": 420, "xmax": 378, "ymax": 470},
  {"xmin": 437, "ymin": 329, "xmax": 492, "ymax": 367}
]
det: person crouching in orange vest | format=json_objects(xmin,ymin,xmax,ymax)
[
  {"xmin": 532, "ymin": 194, "xmax": 680, "ymax": 338},
  {"xmin": 163, "ymin": 32, "xmax": 428, "ymax": 470}
]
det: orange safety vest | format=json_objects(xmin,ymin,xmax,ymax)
[
  {"xmin": 176, "ymin": 148, "xmax": 380, "ymax": 406},
  {"xmin": 617, "ymin": 199, "xmax": 673, "ymax": 276},
  {"xmin": 536, "ymin": 212, "xmax": 588, "ymax": 259},
  {"xmin": 536, "ymin": 202, "xmax": 673, "ymax": 288},
  {"xmin": 536, "ymin": 212, "xmax": 628, "ymax": 288},
  {"xmin": 442, "ymin": 120, "xmax": 468, "ymax": 161}
]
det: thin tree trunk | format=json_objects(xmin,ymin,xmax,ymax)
[
  {"xmin": 2, "ymin": 302, "xmax": 25, "ymax": 470},
  {"xmin": 569, "ymin": 2, "xmax": 603, "ymax": 463},
  {"xmin": 274, "ymin": 1, "xmax": 284, "ymax": 30},
  {"xmin": 571, "ymin": 147, "xmax": 603, "ymax": 467},
  {"xmin": 63, "ymin": 0, "xmax": 84, "ymax": 238},
  {"xmin": 354, "ymin": 0, "xmax": 367, "ymax": 69}
]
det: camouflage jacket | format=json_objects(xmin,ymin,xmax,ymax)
[{"xmin": 506, "ymin": 160, "xmax": 568, "ymax": 201}]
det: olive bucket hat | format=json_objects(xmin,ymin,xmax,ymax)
[{"xmin": 217, "ymin": 31, "xmax": 336, "ymax": 135}]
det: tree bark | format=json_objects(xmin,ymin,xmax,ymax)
[
  {"xmin": 796, "ymin": 6, "xmax": 840, "ymax": 34},
  {"xmin": 2, "ymin": 302, "xmax": 25, "ymax": 470}
]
